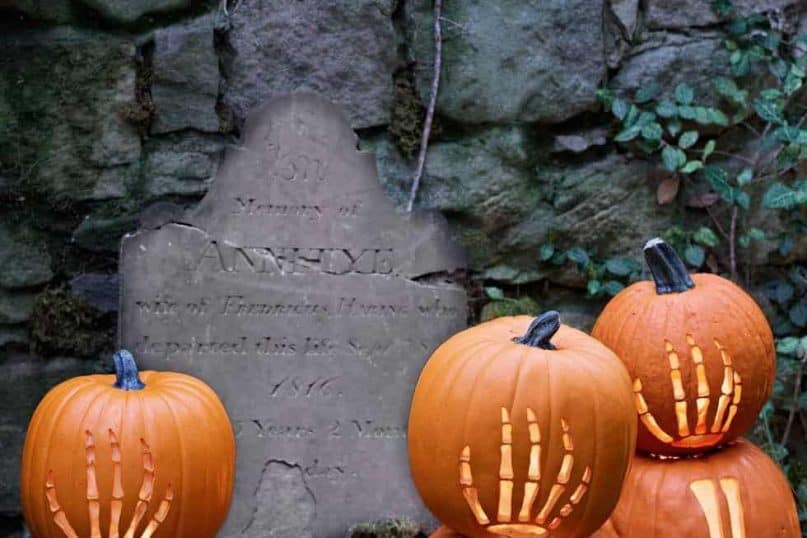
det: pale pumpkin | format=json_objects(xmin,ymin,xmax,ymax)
[
  {"xmin": 408, "ymin": 312, "xmax": 637, "ymax": 538},
  {"xmin": 592, "ymin": 238, "xmax": 775, "ymax": 456},
  {"xmin": 21, "ymin": 350, "xmax": 235, "ymax": 538}
]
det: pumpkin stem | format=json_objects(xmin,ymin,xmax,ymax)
[
  {"xmin": 515, "ymin": 311, "xmax": 560, "ymax": 350},
  {"xmin": 113, "ymin": 350, "xmax": 145, "ymax": 391},
  {"xmin": 644, "ymin": 238, "xmax": 695, "ymax": 294}
]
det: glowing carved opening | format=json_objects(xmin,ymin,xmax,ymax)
[
  {"xmin": 633, "ymin": 337, "xmax": 743, "ymax": 448},
  {"xmin": 459, "ymin": 408, "xmax": 592, "ymax": 537},
  {"xmin": 46, "ymin": 429, "xmax": 174, "ymax": 538},
  {"xmin": 690, "ymin": 477, "xmax": 746, "ymax": 538}
]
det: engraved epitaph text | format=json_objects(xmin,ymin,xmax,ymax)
[{"xmin": 119, "ymin": 95, "xmax": 467, "ymax": 536}]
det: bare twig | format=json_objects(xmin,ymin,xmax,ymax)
[
  {"xmin": 712, "ymin": 150, "xmax": 756, "ymax": 165},
  {"xmin": 781, "ymin": 361, "xmax": 803, "ymax": 448},
  {"xmin": 407, "ymin": 0, "xmax": 442, "ymax": 213},
  {"xmin": 729, "ymin": 206, "xmax": 738, "ymax": 280},
  {"xmin": 705, "ymin": 205, "xmax": 730, "ymax": 240}
]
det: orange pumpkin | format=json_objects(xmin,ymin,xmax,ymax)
[
  {"xmin": 408, "ymin": 312, "xmax": 637, "ymax": 538},
  {"xmin": 591, "ymin": 238, "xmax": 775, "ymax": 456},
  {"xmin": 20, "ymin": 350, "xmax": 235, "ymax": 538},
  {"xmin": 592, "ymin": 439, "xmax": 801, "ymax": 537}
]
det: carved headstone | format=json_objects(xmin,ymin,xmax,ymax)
[{"xmin": 119, "ymin": 95, "xmax": 467, "ymax": 536}]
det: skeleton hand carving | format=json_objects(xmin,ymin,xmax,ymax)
[
  {"xmin": 459, "ymin": 408, "xmax": 592, "ymax": 538},
  {"xmin": 46, "ymin": 429, "xmax": 173, "ymax": 538},
  {"xmin": 634, "ymin": 337, "xmax": 742, "ymax": 449}
]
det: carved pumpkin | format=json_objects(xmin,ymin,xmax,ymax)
[
  {"xmin": 593, "ymin": 439, "xmax": 801, "ymax": 538},
  {"xmin": 20, "ymin": 350, "xmax": 235, "ymax": 538},
  {"xmin": 408, "ymin": 312, "xmax": 637, "ymax": 538},
  {"xmin": 591, "ymin": 238, "xmax": 775, "ymax": 456}
]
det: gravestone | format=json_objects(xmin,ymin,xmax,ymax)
[{"xmin": 119, "ymin": 94, "xmax": 467, "ymax": 537}]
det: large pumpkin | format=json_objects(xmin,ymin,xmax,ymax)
[
  {"xmin": 591, "ymin": 238, "xmax": 775, "ymax": 456},
  {"xmin": 593, "ymin": 439, "xmax": 801, "ymax": 537},
  {"xmin": 21, "ymin": 350, "xmax": 235, "ymax": 538},
  {"xmin": 408, "ymin": 312, "xmax": 637, "ymax": 538}
]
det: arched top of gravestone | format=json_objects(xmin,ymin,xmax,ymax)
[{"xmin": 161, "ymin": 93, "xmax": 465, "ymax": 279}]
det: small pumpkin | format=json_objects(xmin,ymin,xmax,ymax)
[
  {"xmin": 21, "ymin": 350, "xmax": 235, "ymax": 538},
  {"xmin": 408, "ymin": 312, "xmax": 637, "ymax": 538},
  {"xmin": 592, "ymin": 439, "xmax": 801, "ymax": 537},
  {"xmin": 591, "ymin": 238, "xmax": 775, "ymax": 456}
]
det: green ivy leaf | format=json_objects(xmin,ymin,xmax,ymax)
[
  {"xmin": 684, "ymin": 244, "xmax": 705, "ymax": 267},
  {"xmin": 539, "ymin": 243, "xmax": 554, "ymax": 261},
  {"xmin": 693, "ymin": 226, "xmax": 719, "ymax": 247},
  {"xmin": 777, "ymin": 337, "xmax": 800, "ymax": 355},
  {"xmin": 614, "ymin": 125, "xmax": 642, "ymax": 142},
  {"xmin": 738, "ymin": 234, "xmax": 750, "ymax": 248},
  {"xmin": 680, "ymin": 160, "xmax": 703, "ymax": 173},
  {"xmin": 703, "ymin": 139, "xmax": 716, "ymax": 160},
  {"xmin": 611, "ymin": 98, "xmax": 629, "ymax": 121},
  {"xmin": 708, "ymin": 108, "xmax": 730, "ymax": 126},
  {"xmin": 713, "ymin": 76, "xmax": 740, "ymax": 99},
  {"xmin": 667, "ymin": 118, "xmax": 682, "ymax": 137},
  {"xmin": 736, "ymin": 167, "xmax": 753, "ymax": 186},
  {"xmin": 753, "ymin": 97, "xmax": 786, "ymax": 125},
  {"xmin": 587, "ymin": 279, "xmax": 601, "ymax": 296},
  {"xmin": 678, "ymin": 130, "xmax": 699, "ymax": 149},
  {"xmin": 747, "ymin": 228, "xmax": 765, "ymax": 240},
  {"xmin": 679, "ymin": 105, "xmax": 697, "ymax": 121},
  {"xmin": 662, "ymin": 146, "xmax": 685, "ymax": 171},
  {"xmin": 734, "ymin": 190, "xmax": 750, "ymax": 210},
  {"xmin": 655, "ymin": 100, "xmax": 678, "ymax": 118},
  {"xmin": 675, "ymin": 83, "xmax": 694, "ymax": 105},
  {"xmin": 605, "ymin": 258, "xmax": 638, "ymax": 276},
  {"xmin": 601, "ymin": 281, "xmax": 626, "ymax": 296},
  {"xmin": 485, "ymin": 286, "xmax": 505, "ymax": 300},
  {"xmin": 704, "ymin": 165, "xmax": 731, "ymax": 194},
  {"xmin": 789, "ymin": 302, "xmax": 806, "ymax": 327},
  {"xmin": 567, "ymin": 247, "xmax": 590, "ymax": 266},
  {"xmin": 641, "ymin": 122, "xmax": 663, "ymax": 141},
  {"xmin": 762, "ymin": 182, "xmax": 805, "ymax": 209},
  {"xmin": 635, "ymin": 83, "xmax": 660, "ymax": 103}
]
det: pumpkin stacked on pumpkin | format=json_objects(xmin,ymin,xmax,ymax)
[{"xmin": 591, "ymin": 238, "xmax": 799, "ymax": 537}]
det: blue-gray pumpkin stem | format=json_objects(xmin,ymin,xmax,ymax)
[
  {"xmin": 515, "ymin": 310, "xmax": 560, "ymax": 350},
  {"xmin": 113, "ymin": 350, "xmax": 145, "ymax": 390},
  {"xmin": 643, "ymin": 238, "xmax": 695, "ymax": 295}
]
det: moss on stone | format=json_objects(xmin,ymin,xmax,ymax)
[
  {"xmin": 389, "ymin": 68, "xmax": 433, "ymax": 159},
  {"xmin": 456, "ymin": 227, "xmax": 500, "ymax": 270},
  {"xmin": 480, "ymin": 296, "xmax": 541, "ymax": 322},
  {"xmin": 347, "ymin": 518, "xmax": 428, "ymax": 538},
  {"xmin": 29, "ymin": 287, "xmax": 113, "ymax": 358}
]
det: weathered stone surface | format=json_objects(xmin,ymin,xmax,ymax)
[
  {"xmin": 244, "ymin": 462, "xmax": 316, "ymax": 538},
  {"xmin": 222, "ymin": 0, "xmax": 397, "ymax": 129},
  {"xmin": 151, "ymin": 14, "xmax": 220, "ymax": 134},
  {"xmin": 611, "ymin": 31, "xmax": 730, "ymax": 104},
  {"xmin": 120, "ymin": 95, "xmax": 466, "ymax": 535},
  {"xmin": 0, "ymin": 325, "xmax": 28, "ymax": 347},
  {"xmin": 70, "ymin": 273, "xmax": 120, "ymax": 313},
  {"xmin": 645, "ymin": 0, "xmax": 799, "ymax": 30},
  {"xmin": 75, "ymin": 0, "xmax": 191, "ymax": 24},
  {"xmin": 0, "ymin": 353, "xmax": 96, "ymax": 513},
  {"xmin": 143, "ymin": 132, "xmax": 224, "ymax": 197},
  {"xmin": 0, "ymin": 27, "xmax": 139, "ymax": 201},
  {"xmin": 371, "ymin": 131, "xmax": 675, "ymax": 282},
  {"xmin": 0, "ymin": 224, "xmax": 52, "ymax": 289},
  {"xmin": 610, "ymin": 0, "xmax": 639, "ymax": 37},
  {"xmin": 1, "ymin": 0, "xmax": 73, "ymax": 22},
  {"xmin": 407, "ymin": 0, "xmax": 606, "ymax": 123},
  {"xmin": 0, "ymin": 290, "xmax": 37, "ymax": 324}
]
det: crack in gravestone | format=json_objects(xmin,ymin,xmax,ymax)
[
  {"xmin": 119, "ymin": 94, "xmax": 467, "ymax": 536},
  {"xmin": 243, "ymin": 460, "xmax": 316, "ymax": 538}
]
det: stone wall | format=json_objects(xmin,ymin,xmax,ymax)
[{"xmin": 0, "ymin": 0, "xmax": 804, "ymax": 530}]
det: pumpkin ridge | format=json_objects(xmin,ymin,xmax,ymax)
[{"xmin": 157, "ymin": 390, "xmax": 187, "ymax": 536}]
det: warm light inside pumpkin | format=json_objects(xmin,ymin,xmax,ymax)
[
  {"xmin": 458, "ymin": 407, "xmax": 593, "ymax": 536},
  {"xmin": 633, "ymin": 335, "xmax": 744, "ymax": 450},
  {"xmin": 45, "ymin": 429, "xmax": 174, "ymax": 538}
]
